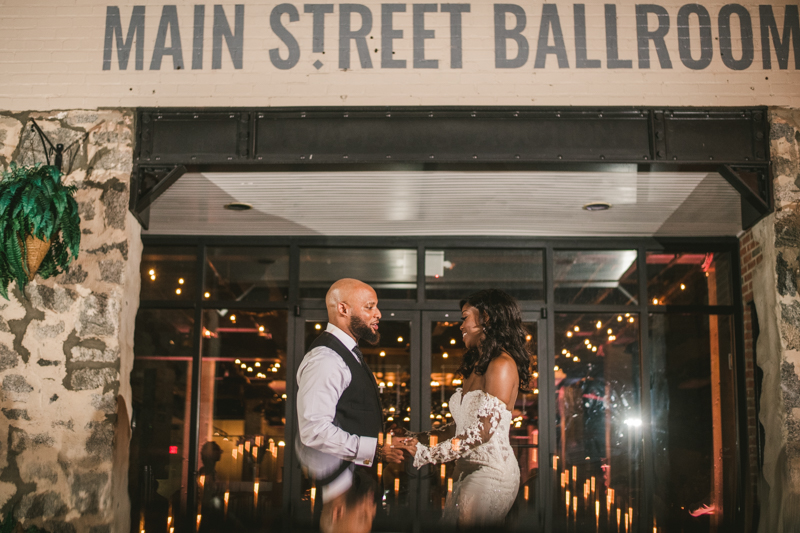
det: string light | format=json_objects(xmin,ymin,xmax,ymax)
[
  {"xmin": 255, "ymin": 362, "xmax": 261, "ymax": 367},
  {"xmin": 573, "ymin": 326, "xmax": 580, "ymax": 332},
  {"xmin": 380, "ymin": 351, "xmax": 386, "ymax": 357},
  {"xmin": 204, "ymin": 292, "xmax": 210, "ymax": 298},
  {"xmin": 230, "ymin": 315, "xmax": 236, "ymax": 322},
  {"xmin": 652, "ymin": 298, "xmax": 659, "ymax": 305},
  {"xmin": 596, "ymin": 321, "xmax": 602, "ymax": 329},
  {"xmin": 449, "ymin": 338, "xmax": 456, "ymax": 344},
  {"xmin": 175, "ymin": 288, "xmax": 181, "ymax": 295},
  {"xmin": 680, "ymin": 283, "xmax": 686, "ymax": 290},
  {"xmin": 258, "ymin": 326, "xmax": 265, "ymax": 332},
  {"xmin": 398, "ymin": 336, "xmax": 405, "ymax": 343},
  {"xmin": 617, "ymin": 315, "xmax": 623, "ymax": 322},
  {"xmin": 566, "ymin": 331, "xmax": 573, "ymax": 338},
  {"xmin": 178, "ymin": 278, "xmax": 184, "ymax": 285},
  {"xmin": 442, "ymin": 352, "xmax": 449, "ymax": 358}
]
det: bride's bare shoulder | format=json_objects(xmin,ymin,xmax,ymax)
[
  {"xmin": 483, "ymin": 354, "xmax": 518, "ymax": 405},
  {"xmin": 486, "ymin": 353, "xmax": 517, "ymax": 378}
]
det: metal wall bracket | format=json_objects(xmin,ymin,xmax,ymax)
[
  {"xmin": 129, "ymin": 165, "xmax": 187, "ymax": 230},
  {"xmin": 719, "ymin": 165, "xmax": 771, "ymax": 229}
]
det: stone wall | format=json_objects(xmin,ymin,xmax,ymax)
[
  {"xmin": 747, "ymin": 108, "xmax": 800, "ymax": 533},
  {"xmin": 0, "ymin": 110, "xmax": 140, "ymax": 533}
]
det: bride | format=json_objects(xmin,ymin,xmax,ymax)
[{"xmin": 397, "ymin": 289, "xmax": 532, "ymax": 528}]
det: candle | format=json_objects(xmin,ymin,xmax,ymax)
[
  {"xmin": 591, "ymin": 476, "xmax": 596, "ymax": 493},
  {"xmin": 625, "ymin": 512, "xmax": 629, "ymax": 532},
  {"xmin": 524, "ymin": 486, "xmax": 529, "ymax": 501},
  {"xmin": 610, "ymin": 488, "xmax": 615, "ymax": 504},
  {"xmin": 169, "ymin": 528, "xmax": 174, "ymax": 533},
  {"xmin": 553, "ymin": 455, "xmax": 558, "ymax": 470},
  {"xmin": 617, "ymin": 508, "xmax": 621, "ymax": 529},
  {"xmin": 377, "ymin": 463, "xmax": 383, "ymax": 478},
  {"xmin": 447, "ymin": 478, "xmax": 453, "ymax": 492},
  {"xmin": 232, "ymin": 448, "xmax": 238, "ymax": 460},
  {"xmin": 224, "ymin": 491, "xmax": 229, "ymax": 518},
  {"xmin": 451, "ymin": 438, "xmax": 459, "ymax": 452},
  {"xmin": 167, "ymin": 515, "xmax": 172, "ymax": 528},
  {"xmin": 595, "ymin": 500, "xmax": 600, "ymax": 527},
  {"xmin": 254, "ymin": 482, "xmax": 259, "ymax": 509},
  {"xmin": 629, "ymin": 507, "xmax": 633, "ymax": 524},
  {"xmin": 430, "ymin": 435, "xmax": 438, "ymax": 446},
  {"xmin": 573, "ymin": 496, "xmax": 577, "ymax": 514},
  {"xmin": 607, "ymin": 493, "xmax": 612, "ymax": 513},
  {"xmin": 199, "ymin": 475, "xmax": 205, "ymax": 488},
  {"xmin": 255, "ymin": 436, "xmax": 262, "ymax": 446},
  {"xmin": 238, "ymin": 444, "xmax": 244, "ymax": 457},
  {"xmin": 196, "ymin": 514, "xmax": 202, "ymax": 529},
  {"xmin": 253, "ymin": 447, "xmax": 258, "ymax": 460},
  {"xmin": 245, "ymin": 441, "xmax": 251, "ymax": 452},
  {"xmin": 440, "ymin": 464, "xmax": 446, "ymax": 480},
  {"xmin": 394, "ymin": 478, "xmax": 400, "ymax": 493},
  {"xmin": 565, "ymin": 490, "xmax": 570, "ymax": 516},
  {"xmin": 572, "ymin": 466, "xmax": 577, "ymax": 482},
  {"xmin": 378, "ymin": 433, "xmax": 384, "ymax": 446}
]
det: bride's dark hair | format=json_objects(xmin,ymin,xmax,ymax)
[{"xmin": 457, "ymin": 289, "xmax": 532, "ymax": 392}]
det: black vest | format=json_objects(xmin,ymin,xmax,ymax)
[{"xmin": 305, "ymin": 332, "xmax": 383, "ymax": 480}]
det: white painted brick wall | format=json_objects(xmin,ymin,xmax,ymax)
[{"xmin": 0, "ymin": 0, "xmax": 798, "ymax": 110}]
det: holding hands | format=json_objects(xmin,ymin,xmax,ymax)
[{"xmin": 378, "ymin": 429, "xmax": 419, "ymax": 464}]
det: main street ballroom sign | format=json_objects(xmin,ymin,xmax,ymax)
[{"xmin": 103, "ymin": 3, "xmax": 800, "ymax": 71}]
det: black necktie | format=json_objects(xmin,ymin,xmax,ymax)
[{"xmin": 352, "ymin": 345, "xmax": 364, "ymax": 364}]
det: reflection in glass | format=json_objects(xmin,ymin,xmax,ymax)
[
  {"xmin": 198, "ymin": 309, "xmax": 288, "ymax": 531},
  {"xmin": 299, "ymin": 248, "xmax": 417, "ymax": 299},
  {"xmin": 646, "ymin": 252, "xmax": 732, "ymax": 306},
  {"xmin": 130, "ymin": 309, "xmax": 195, "ymax": 533},
  {"xmin": 300, "ymin": 319, "xmax": 413, "ymax": 531},
  {"xmin": 554, "ymin": 251, "xmax": 638, "ymax": 305},
  {"xmin": 649, "ymin": 314, "xmax": 737, "ymax": 533},
  {"xmin": 425, "ymin": 249, "xmax": 545, "ymax": 301},
  {"xmin": 140, "ymin": 246, "xmax": 197, "ymax": 301},
  {"xmin": 425, "ymin": 320, "xmax": 539, "ymax": 524},
  {"xmin": 204, "ymin": 247, "xmax": 290, "ymax": 302},
  {"xmin": 553, "ymin": 313, "xmax": 641, "ymax": 532}
]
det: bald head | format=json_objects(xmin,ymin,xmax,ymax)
[{"xmin": 326, "ymin": 279, "xmax": 381, "ymax": 344}]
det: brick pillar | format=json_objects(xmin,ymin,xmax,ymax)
[{"xmin": 0, "ymin": 110, "xmax": 140, "ymax": 533}]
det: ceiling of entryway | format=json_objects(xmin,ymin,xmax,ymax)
[{"xmin": 143, "ymin": 169, "xmax": 742, "ymax": 237}]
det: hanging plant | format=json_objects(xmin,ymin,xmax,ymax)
[{"xmin": 0, "ymin": 163, "xmax": 81, "ymax": 300}]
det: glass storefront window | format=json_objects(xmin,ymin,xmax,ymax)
[
  {"xmin": 424, "ymin": 248, "xmax": 545, "ymax": 301},
  {"xmin": 130, "ymin": 309, "xmax": 195, "ymax": 533},
  {"xmin": 140, "ymin": 246, "xmax": 198, "ymax": 301},
  {"xmin": 198, "ymin": 309, "xmax": 289, "ymax": 531},
  {"xmin": 553, "ymin": 313, "xmax": 642, "ymax": 532},
  {"xmin": 649, "ymin": 314, "xmax": 737, "ymax": 533},
  {"xmin": 646, "ymin": 252, "xmax": 733, "ymax": 306},
  {"xmin": 299, "ymin": 248, "xmax": 417, "ymax": 299},
  {"xmin": 204, "ymin": 247, "xmax": 290, "ymax": 302},
  {"xmin": 555, "ymin": 250, "xmax": 638, "ymax": 306}
]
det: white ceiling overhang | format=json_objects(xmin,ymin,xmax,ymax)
[{"xmin": 144, "ymin": 169, "xmax": 742, "ymax": 237}]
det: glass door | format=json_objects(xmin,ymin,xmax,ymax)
[
  {"xmin": 290, "ymin": 309, "xmax": 421, "ymax": 531},
  {"xmin": 419, "ymin": 310, "xmax": 546, "ymax": 530}
]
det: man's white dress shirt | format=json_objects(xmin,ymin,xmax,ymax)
[{"xmin": 295, "ymin": 323, "xmax": 378, "ymax": 502}]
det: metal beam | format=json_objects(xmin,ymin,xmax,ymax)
[{"xmin": 719, "ymin": 165, "xmax": 771, "ymax": 229}]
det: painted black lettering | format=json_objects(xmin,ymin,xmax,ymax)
[
  {"xmin": 574, "ymin": 4, "xmax": 600, "ymax": 68},
  {"xmin": 494, "ymin": 4, "xmax": 528, "ymax": 68},
  {"xmin": 441, "ymin": 4, "xmax": 470, "ymax": 68},
  {"xmin": 103, "ymin": 6, "xmax": 145, "ymax": 70},
  {"xmin": 677, "ymin": 4, "xmax": 712, "ymax": 70},
  {"xmin": 150, "ymin": 5, "xmax": 184, "ymax": 70},
  {"xmin": 305, "ymin": 4, "xmax": 334, "ymax": 53},
  {"xmin": 270, "ymin": 4, "xmax": 300, "ymax": 69},
  {"xmin": 381, "ymin": 4, "xmax": 406, "ymax": 68},
  {"xmin": 605, "ymin": 4, "xmax": 632, "ymax": 68},
  {"xmin": 414, "ymin": 4, "xmax": 438, "ymax": 68},
  {"xmin": 192, "ymin": 5, "xmax": 204, "ymax": 69},
  {"xmin": 635, "ymin": 4, "xmax": 673, "ymax": 68},
  {"xmin": 534, "ymin": 4, "xmax": 569, "ymax": 68},
  {"xmin": 760, "ymin": 5, "xmax": 800, "ymax": 69},
  {"xmin": 719, "ymin": 4, "xmax": 754, "ymax": 70},
  {"xmin": 339, "ymin": 4, "xmax": 373, "ymax": 69},
  {"xmin": 213, "ymin": 4, "xmax": 244, "ymax": 69}
]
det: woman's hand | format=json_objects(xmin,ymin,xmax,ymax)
[{"xmin": 392, "ymin": 437, "xmax": 419, "ymax": 457}]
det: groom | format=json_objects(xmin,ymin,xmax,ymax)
[{"xmin": 295, "ymin": 278, "xmax": 404, "ymax": 531}]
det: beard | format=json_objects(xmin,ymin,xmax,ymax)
[{"xmin": 350, "ymin": 315, "xmax": 380, "ymax": 345}]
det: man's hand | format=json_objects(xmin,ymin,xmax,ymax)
[
  {"xmin": 379, "ymin": 443, "xmax": 404, "ymax": 464},
  {"xmin": 392, "ymin": 437, "xmax": 419, "ymax": 457}
]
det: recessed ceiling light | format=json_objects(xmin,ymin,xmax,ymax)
[
  {"xmin": 224, "ymin": 202, "xmax": 253, "ymax": 211},
  {"xmin": 582, "ymin": 202, "xmax": 612, "ymax": 211}
]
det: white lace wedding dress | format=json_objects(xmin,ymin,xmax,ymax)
[{"xmin": 413, "ymin": 388, "xmax": 520, "ymax": 527}]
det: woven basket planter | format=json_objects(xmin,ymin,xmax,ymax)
[{"xmin": 20, "ymin": 235, "xmax": 52, "ymax": 282}]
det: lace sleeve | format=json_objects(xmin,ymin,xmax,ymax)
[
  {"xmin": 413, "ymin": 392, "xmax": 507, "ymax": 468},
  {"xmin": 405, "ymin": 421, "xmax": 456, "ymax": 444}
]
